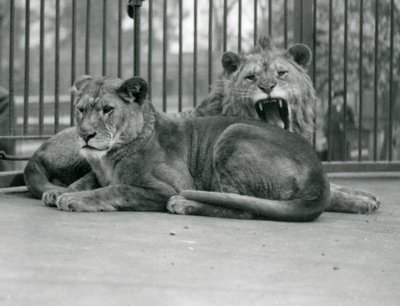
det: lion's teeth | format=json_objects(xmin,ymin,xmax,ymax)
[
  {"xmin": 259, "ymin": 103, "xmax": 263, "ymax": 111},
  {"xmin": 279, "ymin": 100, "xmax": 282, "ymax": 108}
]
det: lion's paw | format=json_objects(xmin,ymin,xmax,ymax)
[
  {"xmin": 42, "ymin": 190, "xmax": 63, "ymax": 207},
  {"xmin": 167, "ymin": 195, "xmax": 202, "ymax": 215},
  {"xmin": 354, "ymin": 194, "xmax": 381, "ymax": 214}
]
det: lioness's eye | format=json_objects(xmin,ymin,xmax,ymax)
[
  {"xmin": 77, "ymin": 106, "xmax": 85, "ymax": 114},
  {"xmin": 246, "ymin": 75, "xmax": 256, "ymax": 81},
  {"xmin": 103, "ymin": 105, "xmax": 114, "ymax": 114},
  {"xmin": 278, "ymin": 70, "xmax": 288, "ymax": 77}
]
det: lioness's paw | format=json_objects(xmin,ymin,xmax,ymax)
[
  {"xmin": 167, "ymin": 195, "xmax": 202, "ymax": 215},
  {"xmin": 56, "ymin": 193, "xmax": 117, "ymax": 212},
  {"xmin": 42, "ymin": 190, "xmax": 63, "ymax": 207}
]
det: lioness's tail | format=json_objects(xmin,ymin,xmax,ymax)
[{"xmin": 180, "ymin": 190, "xmax": 328, "ymax": 222}]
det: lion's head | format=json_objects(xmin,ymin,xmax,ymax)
[
  {"xmin": 72, "ymin": 76, "xmax": 151, "ymax": 158},
  {"xmin": 196, "ymin": 37, "xmax": 317, "ymax": 143}
]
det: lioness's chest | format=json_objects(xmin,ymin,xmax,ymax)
[{"xmin": 92, "ymin": 158, "xmax": 119, "ymax": 186}]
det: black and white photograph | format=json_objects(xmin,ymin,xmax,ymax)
[{"xmin": 0, "ymin": 0, "xmax": 399, "ymax": 305}]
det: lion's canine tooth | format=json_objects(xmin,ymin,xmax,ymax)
[
  {"xmin": 259, "ymin": 103, "xmax": 263, "ymax": 111},
  {"xmin": 279, "ymin": 100, "xmax": 282, "ymax": 108}
]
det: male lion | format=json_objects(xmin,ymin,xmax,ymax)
[
  {"xmin": 189, "ymin": 37, "xmax": 380, "ymax": 214},
  {"xmin": 24, "ymin": 38, "xmax": 379, "ymax": 214},
  {"xmin": 41, "ymin": 76, "xmax": 329, "ymax": 221}
]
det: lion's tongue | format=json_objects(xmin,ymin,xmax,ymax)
[{"xmin": 264, "ymin": 103, "xmax": 284, "ymax": 129}]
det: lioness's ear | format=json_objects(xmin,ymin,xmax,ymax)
[
  {"xmin": 117, "ymin": 77, "xmax": 148, "ymax": 105},
  {"xmin": 73, "ymin": 75, "xmax": 92, "ymax": 92},
  {"xmin": 285, "ymin": 44, "xmax": 312, "ymax": 70},
  {"xmin": 221, "ymin": 52, "xmax": 241, "ymax": 74}
]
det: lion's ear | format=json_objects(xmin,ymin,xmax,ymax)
[
  {"xmin": 285, "ymin": 44, "xmax": 312, "ymax": 69},
  {"xmin": 221, "ymin": 52, "xmax": 241, "ymax": 74},
  {"xmin": 117, "ymin": 77, "xmax": 148, "ymax": 105},
  {"xmin": 257, "ymin": 35, "xmax": 273, "ymax": 51},
  {"xmin": 73, "ymin": 75, "xmax": 92, "ymax": 92}
]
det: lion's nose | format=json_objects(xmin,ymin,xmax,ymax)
[{"xmin": 258, "ymin": 82, "xmax": 276, "ymax": 94}]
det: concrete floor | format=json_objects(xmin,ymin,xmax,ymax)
[{"xmin": 0, "ymin": 176, "xmax": 399, "ymax": 306}]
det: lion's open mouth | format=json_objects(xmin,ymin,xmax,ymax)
[{"xmin": 255, "ymin": 98, "xmax": 289, "ymax": 130}]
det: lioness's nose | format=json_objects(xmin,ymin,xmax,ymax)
[{"xmin": 80, "ymin": 131, "xmax": 97, "ymax": 143}]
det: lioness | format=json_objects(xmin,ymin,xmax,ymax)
[
  {"xmin": 24, "ymin": 38, "xmax": 379, "ymax": 214},
  {"xmin": 41, "ymin": 76, "xmax": 329, "ymax": 221}
]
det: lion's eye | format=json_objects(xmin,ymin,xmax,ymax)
[
  {"xmin": 278, "ymin": 70, "xmax": 288, "ymax": 77},
  {"xmin": 103, "ymin": 105, "xmax": 114, "ymax": 114},
  {"xmin": 246, "ymin": 75, "xmax": 256, "ymax": 81}
]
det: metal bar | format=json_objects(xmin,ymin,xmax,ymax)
[
  {"xmin": 358, "ymin": 0, "xmax": 363, "ymax": 161},
  {"xmin": 0, "ymin": 135, "xmax": 53, "ymax": 141},
  {"xmin": 0, "ymin": 171, "xmax": 25, "ymax": 188},
  {"xmin": 133, "ymin": 0, "xmax": 143, "ymax": 76},
  {"xmin": 117, "ymin": 0, "xmax": 122, "ymax": 78},
  {"xmin": 0, "ymin": 151, "xmax": 31, "ymax": 161},
  {"xmin": 238, "ymin": 0, "xmax": 242, "ymax": 52},
  {"xmin": 162, "ymin": 0, "xmax": 167, "ymax": 112},
  {"xmin": 193, "ymin": 0, "xmax": 198, "ymax": 107},
  {"xmin": 327, "ymin": 0, "xmax": 333, "ymax": 161},
  {"xmin": 388, "ymin": 0, "xmax": 394, "ymax": 161},
  {"xmin": 148, "ymin": 0, "xmax": 153, "ymax": 99},
  {"xmin": 8, "ymin": 0, "xmax": 15, "ymax": 136},
  {"xmin": 342, "ymin": 0, "xmax": 348, "ymax": 161},
  {"xmin": 223, "ymin": 0, "xmax": 227, "ymax": 52},
  {"xmin": 85, "ymin": 0, "xmax": 91, "ymax": 75},
  {"xmin": 268, "ymin": 0, "xmax": 272, "ymax": 37},
  {"xmin": 54, "ymin": 0, "xmax": 60, "ymax": 133},
  {"xmin": 23, "ymin": 0, "xmax": 30, "ymax": 135},
  {"xmin": 373, "ymin": 0, "xmax": 379, "ymax": 161},
  {"xmin": 70, "ymin": 0, "xmax": 76, "ymax": 126},
  {"xmin": 299, "ymin": 0, "xmax": 303, "ymax": 43},
  {"xmin": 208, "ymin": 0, "xmax": 213, "ymax": 87},
  {"xmin": 102, "ymin": 0, "xmax": 107, "ymax": 76},
  {"xmin": 178, "ymin": 0, "xmax": 182, "ymax": 112},
  {"xmin": 39, "ymin": 0, "xmax": 45, "ymax": 135},
  {"xmin": 323, "ymin": 161, "xmax": 400, "ymax": 173},
  {"xmin": 284, "ymin": 0, "xmax": 288, "ymax": 48},
  {"xmin": 254, "ymin": 0, "xmax": 258, "ymax": 45},
  {"xmin": 312, "ymin": 0, "xmax": 317, "ymax": 149}
]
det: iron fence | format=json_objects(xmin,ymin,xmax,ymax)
[{"xmin": 0, "ymin": 0, "xmax": 400, "ymax": 175}]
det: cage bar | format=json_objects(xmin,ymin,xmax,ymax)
[
  {"xmin": 39, "ymin": 0, "xmax": 45, "ymax": 135},
  {"xmin": 208, "ymin": 0, "xmax": 213, "ymax": 86},
  {"xmin": 373, "ymin": 0, "xmax": 379, "ymax": 161},
  {"xmin": 23, "ymin": 0, "xmax": 30, "ymax": 135},
  {"xmin": 193, "ymin": 0, "xmax": 198, "ymax": 107},
  {"xmin": 70, "ymin": 0, "xmax": 77, "ymax": 126},
  {"xmin": 342, "ymin": 0, "xmax": 348, "ymax": 161},
  {"xmin": 178, "ymin": 0, "xmax": 183, "ymax": 112},
  {"xmin": 162, "ymin": 0, "xmax": 167, "ymax": 112},
  {"xmin": 358, "ymin": 0, "xmax": 364, "ymax": 161},
  {"xmin": 85, "ymin": 0, "xmax": 91, "ymax": 75},
  {"xmin": 147, "ymin": 0, "xmax": 153, "ymax": 99},
  {"xmin": 54, "ymin": 0, "xmax": 60, "ymax": 133},
  {"xmin": 102, "ymin": 0, "xmax": 108, "ymax": 76}
]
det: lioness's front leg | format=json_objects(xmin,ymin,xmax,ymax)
[
  {"xmin": 326, "ymin": 183, "xmax": 380, "ymax": 214},
  {"xmin": 56, "ymin": 184, "xmax": 167, "ymax": 212},
  {"xmin": 42, "ymin": 171, "xmax": 99, "ymax": 207}
]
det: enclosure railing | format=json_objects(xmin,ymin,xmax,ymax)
[{"xmin": 0, "ymin": 0, "xmax": 400, "ymax": 187}]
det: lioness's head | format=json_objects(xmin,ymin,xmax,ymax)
[
  {"xmin": 220, "ymin": 36, "xmax": 316, "ymax": 142},
  {"xmin": 72, "ymin": 76, "xmax": 149, "ymax": 157}
]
